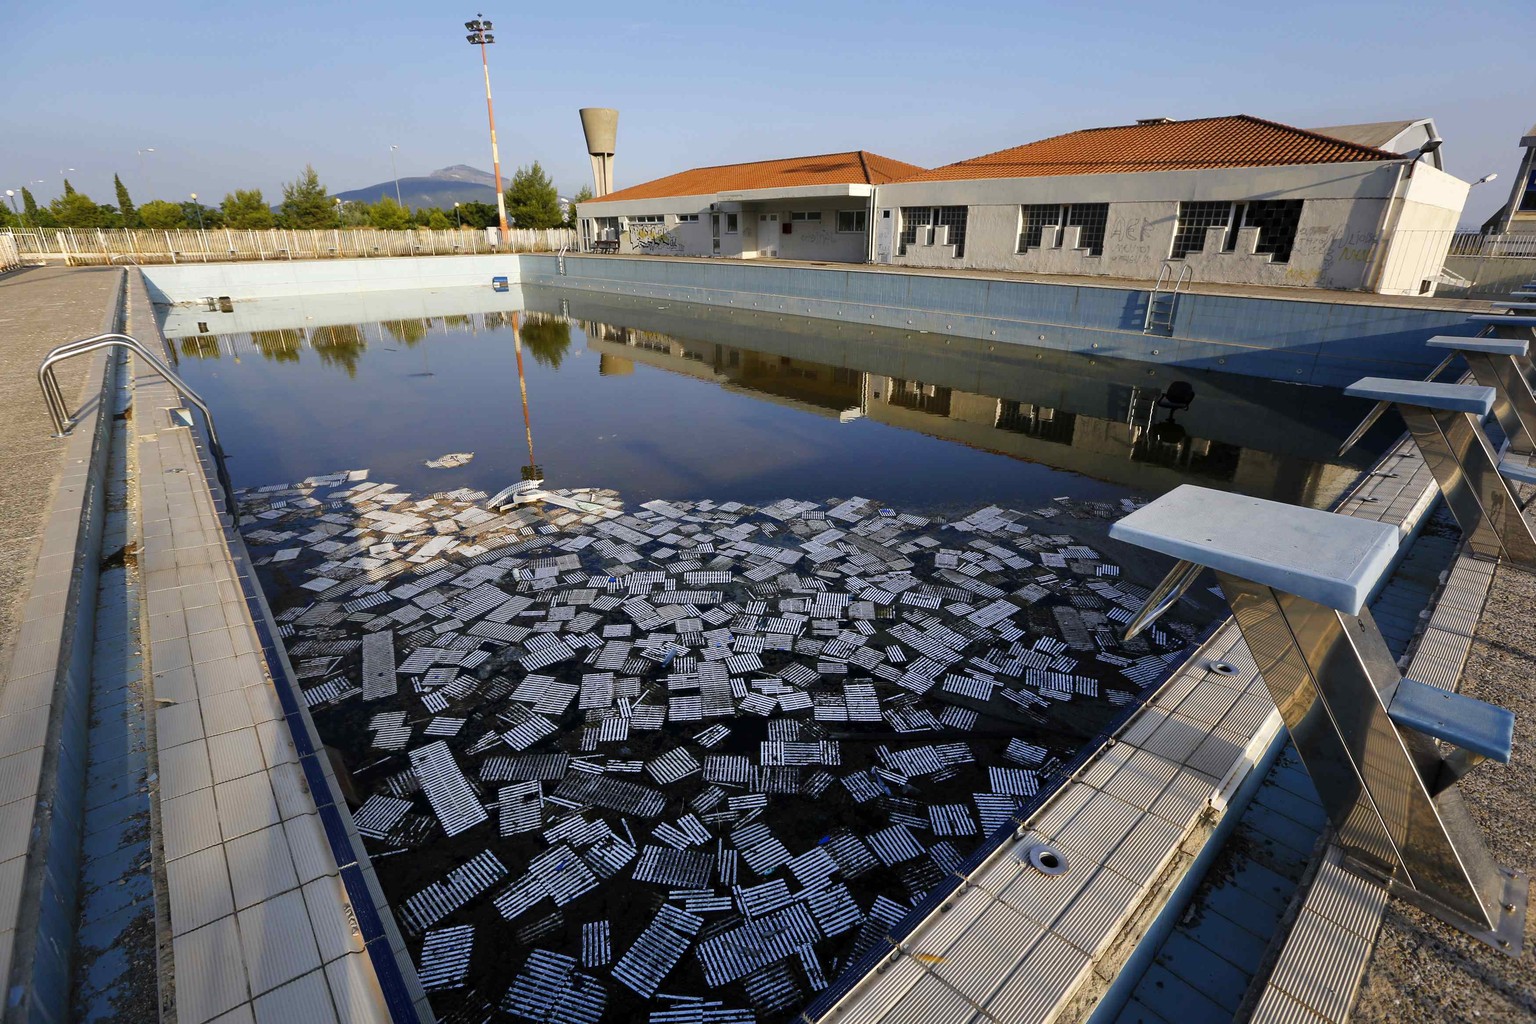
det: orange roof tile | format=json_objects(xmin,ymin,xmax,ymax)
[
  {"xmin": 897, "ymin": 115, "xmax": 1398, "ymax": 183},
  {"xmin": 588, "ymin": 150, "xmax": 925, "ymax": 204}
]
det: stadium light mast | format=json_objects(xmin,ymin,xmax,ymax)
[{"xmin": 465, "ymin": 15, "xmax": 509, "ymax": 244}]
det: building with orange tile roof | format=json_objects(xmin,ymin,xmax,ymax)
[
  {"xmin": 874, "ymin": 115, "xmax": 1468, "ymax": 295},
  {"xmin": 576, "ymin": 150, "xmax": 924, "ymax": 263}
]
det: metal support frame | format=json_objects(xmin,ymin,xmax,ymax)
[
  {"xmin": 1213, "ymin": 573, "xmax": 1518, "ymax": 944},
  {"xmin": 1113, "ymin": 485, "xmax": 1526, "ymax": 950},
  {"xmin": 1461, "ymin": 347, "xmax": 1536, "ymax": 456},
  {"xmin": 1396, "ymin": 400, "xmax": 1536, "ymax": 566},
  {"xmin": 39, "ymin": 332, "xmax": 238, "ymax": 523}
]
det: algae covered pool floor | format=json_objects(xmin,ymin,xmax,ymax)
[{"xmin": 238, "ymin": 471, "xmax": 1220, "ymax": 1022}]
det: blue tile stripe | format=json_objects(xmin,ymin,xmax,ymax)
[{"xmin": 132, "ymin": 274, "xmax": 422, "ymax": 1024}]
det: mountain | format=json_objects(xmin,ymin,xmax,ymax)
[{"xmin": 333, "ymin": 165, "xmax": 501, "ymax": 211}]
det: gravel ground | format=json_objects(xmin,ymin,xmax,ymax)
[
  {"xmin": 0, "ymin": 265, "xmax": 122, "ymax": 672},
  {"xmin": 1352, "ymin": 560, "xmax": 1536, "ymax": 1023}
]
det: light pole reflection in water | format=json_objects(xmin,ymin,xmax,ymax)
[{"xmin": 510, "ymin": 312, "xmax": 541, "ymax": 482}]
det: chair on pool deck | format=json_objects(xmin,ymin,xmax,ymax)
[
  {"xmin": 1343, "ymin": 377, "xmax": 1536, "ymax": 568},
  {"xmin": 1110, "ymin": 484, "xmax": 1522, "ymax": 946},
  {"xmin": 1425, "ymin": 335, "xmax": 1536, "ymax": 455}
]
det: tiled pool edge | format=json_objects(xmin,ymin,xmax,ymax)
[
  {"xmin": 803, "ymin": 431, "xmax": 1441, "ymax": 1024},
  {"xmin": 0, "ymin": 272, "xmax": 123, "ymax": 1023},
  {"xmin": 138, "ymin": 254, "xmax": 1479, "ymax": 388},
  {"xmin": 125, "ymin": 270, "xmax": 430, "ymax": 1023}
]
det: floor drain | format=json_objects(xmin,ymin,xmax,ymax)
[{"xmin": 1027, "ymin": 843, "xmax": 1069, "ymax": 876}]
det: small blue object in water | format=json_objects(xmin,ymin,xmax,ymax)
[{"xmin": 491, "ymin": 276, "xmax": 509, "ymax": 292}]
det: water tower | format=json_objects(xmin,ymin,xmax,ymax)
[{"xmin": 579, "ymin": 108, "xmax": 618, "ymax": 197}]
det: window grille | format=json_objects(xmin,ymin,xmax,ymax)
[
  {"xmin": 836, "ymin": 210, "xmax": 867, "ymax": 233},
  {"xmin": 1243, "ymin": 200, "xmax": 1303, "ymax": 263},
  {"xmin": 935, "ymin": 206, "xmax": 967, "ymax": 258},
  {"xmin": 899, "ymin": 207, "xmax": 967, "ymax": 257},
  {"xmin": 1018, "ymin": 205, "xmax": 1060, "ymax": 251},
  {"xmin": 1066, "ymin": 203, "xmax": 1109, "ymax": 256},
  {"xmin": 898, "ymin": 208, "xmax": 929, "ymax": 255},
  {"xmin": 1170, "ymin": 201, "xmax": 1232, "ymax": 259}
]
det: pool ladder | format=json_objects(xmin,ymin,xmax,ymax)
[
  {"xmin": 39, "ymin": 332, "xmax": 239, "ymax": 523},
  {"xmin": 1144, "ymin": 262, "xmax": 1191, "ymax": 335}
]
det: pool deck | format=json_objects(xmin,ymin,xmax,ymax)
[
  {"xmin": 0, "ymin": 265, "xmax": 429, "ymax": 1022},
  {"xmin": 0, "ymin": 264, "xmax": 1531, "ymax": 1023}
]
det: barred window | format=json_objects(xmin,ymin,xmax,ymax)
[
  {"xmin": 1243, "ymin": 200, "xmax": 1303, "ymax": 263},
  {"xmin": 935, "ymin": 206, "xmax": 967, "ymax": 258},
  {"xmin": 1018, "ymin": 205, "xmax": 1060, "ymax": 251},
  {"xmin": 899, "ymin": 207, "xmax": 967, "ymax": 257},
  {"xmin": 1066, "ymin": 203, "xmax": 1109, "ymax": 256},
  {"xmin": 898, "ymin": 207, "xmax": 929, "ymax": 255},
  {"xmin": 1170, "ymin": 201, "xmax": 1232, "ymax": 259},
  {"xmin": 1018, "ymin": 203, "xmax": 1108, "ymax": 255}
]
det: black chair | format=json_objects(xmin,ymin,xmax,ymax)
[{"xmin": 1157, "ymin": 380, "xmax": 1195, "ymax": 420}]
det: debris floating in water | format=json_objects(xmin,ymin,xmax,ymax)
[
  {"xmin": 425, "ymin": 452, "xmax": 475, "ymax": 469},
  {"xmin": 236, "ymin": 470, "xmax": 1201, "ymax": 1021}
]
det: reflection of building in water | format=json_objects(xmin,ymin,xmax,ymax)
[{"xmin": 582, "ymin": 319, "xmax": 1359, "ymax": 505}]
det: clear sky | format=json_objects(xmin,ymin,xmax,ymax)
[{"xmin": 1, "ymin": 0, "xmax": 1527, "ymax": 226}]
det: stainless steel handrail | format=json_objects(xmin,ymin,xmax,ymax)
[{"xmin": 39, "ymin": 332, "xmax": 239, "ymax": 522}]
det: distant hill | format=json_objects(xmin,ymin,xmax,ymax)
[{"xmin": 333, "ymin": 165, "xmax": 501, "ymax": 211}]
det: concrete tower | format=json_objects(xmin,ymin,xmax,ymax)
[{"xmin": 579, "ymin": 108, "xmax": 618, "ymax": 197}]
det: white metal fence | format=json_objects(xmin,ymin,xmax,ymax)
[
  {"xmin": 1449, "ymin": 232, "xmax": 1536, "ymax": 259},
  {"xmin": 3, "ymin": 226, "xmax": 577, "ymax": 266}
]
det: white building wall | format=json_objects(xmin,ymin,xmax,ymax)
[
  {"xmin": 1375, "ymin": 163, "xmax": 1469, "ymax": 295},
  {"xmin": 578, "ymin": 195, "xmax": 871, "ymax": 262},
  {"xmin": 876, "ymin": 162, "xmax": 1463, "ymax": 291}
]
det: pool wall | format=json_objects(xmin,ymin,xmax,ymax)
[{"xmin": 141, "ymin": 254, "xmax": 1479, "ymax": 387}]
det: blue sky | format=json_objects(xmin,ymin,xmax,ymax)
[{"xmin": 1, "ymin": 0, "xmax": 1527, "ymax": 226}]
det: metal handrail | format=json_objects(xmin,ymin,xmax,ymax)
[{"xmin": 39, "ymin": 332, "xmax": 239, "ymax": 522}]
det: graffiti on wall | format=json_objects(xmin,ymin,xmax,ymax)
[{"xmin": 632, "ymin": 226, "xmax": 685, "ymax": 255}]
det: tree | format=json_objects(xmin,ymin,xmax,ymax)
[
  {"xmin": 456, "ymin": 201, "xmax": 498, "ymax": 229},
  {"xmin": 427, "ymin": 209, "xmax": 452, "ymax": 230},
  {"xmin": 369, "ymin": 195, "xmax": 410, "ymax": 230},
  {"xmin": 567, "ymin": 185, "xmax": 593, "ymax": 228},
  {"xmin": 504, "ymin": 161, "xmax": 562, "ymax": 229},
  {"xmin": 62, "ymin": 179, "xmax": 76, "ymax": 196},
  {"xmin": 139, "ymin": 200, "xmax": 188, "ymax": 229},
  {"xmin": 49, "ymin": 189, "xmax": 108, "ymax": 227},
  {"xmin": 114, "ymin": 174, "xmax": 138, "ymax": 227},
  {"xmin": 520, "ymin": 318, "xmax": 571, "ymax": 368},
  {"xmin": 182, "ymin": 200, "xmax": 225, "ymax": 229},
  {"xmin": 0, "ymin": 203, "xmax": 15, "ymax": 229},
  {"xmin": 222, "ymin": 189, "xmax": 275, "ymax": 229},
  {"xmin": 21, "ymin": 188, "xmax": 38, "ymax": 221},
  {"xmin": 280, "ymin": 164, "xmax": 337, "ymax": 228}
]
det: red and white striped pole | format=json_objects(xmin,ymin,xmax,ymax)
[{"xmin": 467, "ymin": 16, "xmax": 509, "ymax": 244}]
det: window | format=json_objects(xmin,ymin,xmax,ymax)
[
  {"xmin": 790, "ymin": 211, "xmax": 822, "ymax": 222},
  {"xmin": 1170, "ymin": 201, "xmax": 1233, "ymax": 259},
  {"xmin": 1521, "ymin": 168, "xmax": 1536, "ymax": 213},
  {"xmin": 899, "ymin": 206, "xmax": 968, "ymax": 257},
  {"xmin": 1243, "ymin": 200, "xmax": 1302, "ymax": 263},
  {"xmin": 1172, "ymin": 200, "xmax": 1302, "ymax": 262},
  {"xmin": 1066, "ymin": 203, "xmax": 1109, "ymax": 256},
  {"xmin": 1018, "ymin": 205, "xmax": 1061, "ymax": 251},
  {"xmin": 595, "ymin": 216, "xmax": 620, "ymax": 241},
  {"xmin": 629, "ymin": 214, "xmax": 665, "ymax": 227},
  {"xmin": 725, "ymin": 213, "xmax": 739, "ymax": 233},
  {"xmin": 676, "ymin": 213, "xmax": 699, "ymax": 222},
  {"xmin": 836, "ymin": 210, "xmax": 867, "ymax": 233}
]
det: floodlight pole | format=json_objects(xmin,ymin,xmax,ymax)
[{"xmin": 466, "ymin": 16, "xmax": 509, "ymax": 244}]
